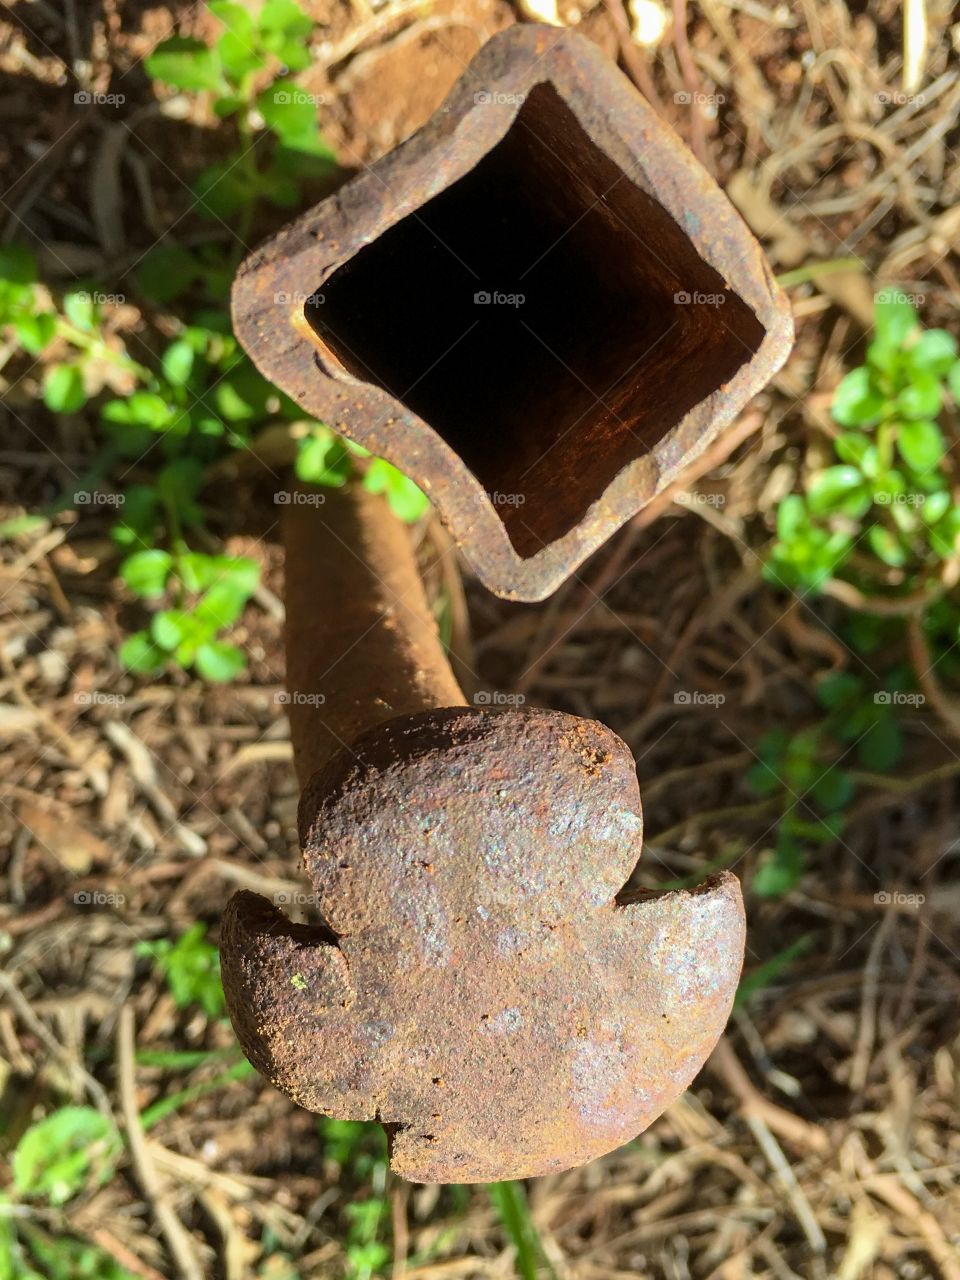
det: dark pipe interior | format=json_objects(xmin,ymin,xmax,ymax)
[{"xmin": 308, "ymin": 83, "xmax": 766, "ymax": 558}]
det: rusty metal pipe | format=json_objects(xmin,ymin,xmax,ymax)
[
  {"xmin": 221, "ymin": 488, "xmax": 745, "ymax": 1183},
  {"xmin": 284, "ymin": 484, "xmax": 463, "ymax": 785},
  {"xmin": 232, "ymin": 24, "xmax": 792, "ymax": 602}
]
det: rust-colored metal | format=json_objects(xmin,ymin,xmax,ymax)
[
  {"xmin": 232, "ymin": 23, "xmax": 792, "ymax": 602},
  {"xmin": 221, "ymin": 487, "xmax": 745, "ymax": 1183}
]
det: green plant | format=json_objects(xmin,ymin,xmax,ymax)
[
  {"xmin": 0, "ymin": 1203, "xmax": 140, "ymax": 1280},
  {"xmin": 0, "ymin": 247, "xmax": 149, "ymax": 414},
  {"xmin": 136, "ymin": 923, "xmax": 225, "ymax": 1018},
  {"xmin": 12, "ymin": 1108, "xmax": 120, "ymax": 1206},
  {"xmin": 2, "ymin": 0, "xmax": 430, "ymax": 686},
  {"xmin": 767, "ymin": 290, "xmax": 960, "ymax": 596},
  {"xmin": 294, "ymin": 424, "xmax": 431, "ymax": 523},
  {"xmin": 316, "ymin": 1121, "xmax": 390, "ymax": 1278},
  {"xmin": 144, "ymin": 0, "xmax": 335, "ymax": 244},
  {"xmin": 487, "ymin": 1181, "xmax": 551, "ymax": 1280},
  {"xmin": 746, "ymin": 670, "xmax": 904, "ymax": 895}
]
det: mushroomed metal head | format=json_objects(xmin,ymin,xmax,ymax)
[
  {"xmin": 232, "ymin": 23, "xmax": 792, "ymax": 602},
  {"xmin": 221, "ymin": 708, "xmax": 744, "ymax": 1182}
]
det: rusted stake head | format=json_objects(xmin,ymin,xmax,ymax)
[
  {"xmin": 233, "ymin": 23, "xmax": 792, "ymax": 601},
  {"xmin": 222, "ymin": 708, "xmax": 744, "ymax": 1183}
]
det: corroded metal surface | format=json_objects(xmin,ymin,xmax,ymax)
[
  {"xmin": 222, "ymin": 707, "xmax": 745, "ymax": 1182},
  {"xmin": 232, "ymin": 23, "xmax": 792, "ymax": 601}
]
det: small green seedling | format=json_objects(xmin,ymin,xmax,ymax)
[
  {"xmin": 137, "ymin": 923, "xmax": 226, "ymax": 1018},
  {"xmin": 767, "ymin": 290, "xmax": 960, "ymax": 595},
  {"xmin": 12, "ymin": 1107, "xmax": 121, "ymax": 1207},
  {"xmin": 746, "ymin": 670, "xmax": 903, "ymax": 895},
  {"xmin": 294, "ymin": 424, "xmax": 431, "ymax": 523},
  {"xmin": 144, "ymin": 0, "xmax": 335, "ymax": 236}
]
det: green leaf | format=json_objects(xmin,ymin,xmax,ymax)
[
  {"xmin": 258, "ymin": 0, "xmax": 314, "ymax": 40},
  {"xmin": 929, "ymin": 506, "xmax": 960, "ymax": 558},
  {"xmin": 816, "ymin": 671, "xmax": 860, "ymax": 710},
  {"xmin": 270, "ymin": 37, "xmax": 312, "ymax": 71},
  {"xmin": 126, "ymin": 391, "xmax": 175, "ymax": 429},
  {"xmin": 214, "ymin": 378, "xmax": 256, "ymax": 422},
  {"xmin": 834, "ymin": 432, "xmax": 872, "ymax": 467},
  {"xmin": 120, "ymin": 630, "xmax": 166, "ymax": 674},
  {"xmin": 161, "ymin": 339, "xmax": 195, "ymax": 386},
  {"xmin": 195, "ymin": 580, "xmax": 250, "ymax": 628},
  {"xmin": 746, "ymin": 761, "xmax": 781, "ymax": 797},
  {"xmin": 867, "ymin": 523, "xmax": 907, "ymax": 567},
  {"xmin": 195, "ymin": 640, "xmax": 246, "ymax": 681},
  {"xmin": 140, "ymin": 922, "xmax": 225, "ymax": 1017},
  {"xmin": 831, "ymin": 367, "xmax": 885, "ymax": 426},
  {"xmin": 897, "ymin": 418, "xmax": 944, "ymax": 472},
  {"xmin": 156, "ymin": 458, "xmax": 204, "ymax": 515},
  {"xmin": 752, "ymin": 836, "xmax": 805, "ymax": 898},
  {"xmin": 907, "ymin": 328, "xmax": 957, "ymax": 375},
  {"xmin": 363, "ymin": 459, "xmax": 430, "ymax": 523},
  {"xmin": 295, "ymin": 431, "xmax": 352, "ymax": 487},
  {"xmin": 15, "ymin": 311, "xmax": 56, "ymax": 353},
  {"xmin": 136, "ymin": 244, "xmax": 201, "ymax": 303},
  {"xmin": 806, "ymin": 465, "xmax": 871, "ymax": 518},
  {"xmin": 13, "ymin": 1107, "xmax": 119, "ymax": 1205},
  {"xmin": 948, "ymin": 361, "xmax": 960, "ymax": 403},
  {"xmin": 151, "ymin": 610, "xmax": 191, "ymax": 652},
  {"xmin": 63, "ymin": 289, "xmax": 95, "ymax": 330},
  {"xmin": 811, "ymin": 768, "xmax": 854, "ymax": 811},
  {"xmin": 921, "ymin": 490, "xmax": 951, "ymax": 525},
  {"xmin": 256, "ymin": 81, "xmax": 319, "ymax": 147},
  {"xmin": 735, "ymin": 935, "xmax": 814, "ymax": 1007},
  {"xmin": 874, "ymin": 290, "xmax": 920, "ymax": 346},
  {"xmin": 43, "ymin": 364, "xmax": 86, "ymax": 413},
  {"xmin": 208, "ymin": 1, "xmax": 260, "ymax": 79},
  {"xmin": 192, "ymin": 160, "xmax": 259, "ymax": 220},
  {"xmin": 857, "ymin": 716, "xmax": 902, "ymax": 770},
  {"xmin": 0, "ymin": 243, "xmax": 37, "ymax": 285},
  {"xmin": 120, "ymin": 548, "xmax": 173, "ymax": 598},
  {"xmin": 775, "ymin": 493, "xmax": 806, "ymax": 540},
  {"xmin": 487, "ymin": 1181, "xmax": 546, "ymax": 1280},
  {"xmin": 146, "ymin": 37, "xmax": 225, "ymax": 93},
  {"xmin": 898, "ymin": 371, "xmax": 942, "ymax": 420}
]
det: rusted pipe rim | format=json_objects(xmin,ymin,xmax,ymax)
[
  {"xmin": 233, "ymin": 23, "xmax": 792, "ymax": 601},
  {"xmin": 221, "ymin": 707, "xmax": 745, "ymax": 1183}
]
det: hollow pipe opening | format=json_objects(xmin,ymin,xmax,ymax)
[{"xmin": 307, "ymin": 82, "xmax": 765, "ymax": 558}]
